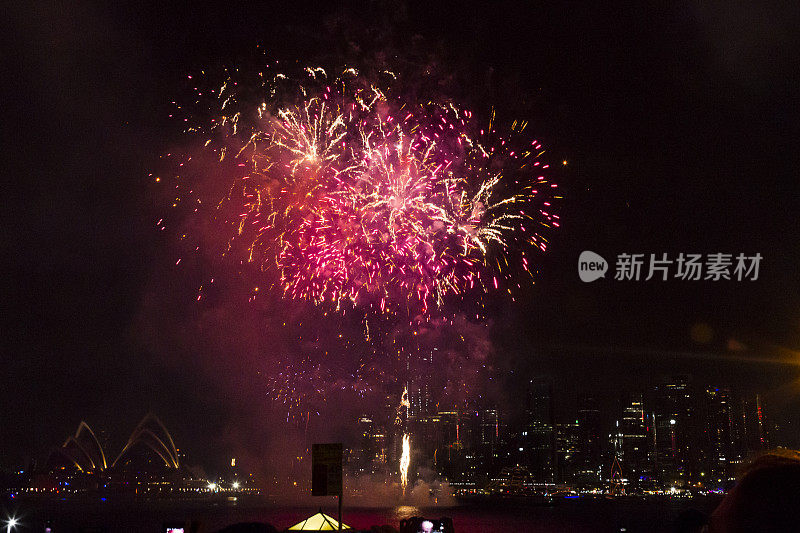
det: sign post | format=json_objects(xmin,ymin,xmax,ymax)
[{"xmin": 312, "ymin": 443, "xmax": 343, "ymax": 530}]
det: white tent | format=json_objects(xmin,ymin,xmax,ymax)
[{"xmin": 286, "ymin": 511, "xmax": 351, "ymax": 531}]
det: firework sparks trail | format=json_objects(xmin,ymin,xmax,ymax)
[
  {"xmin": 394, "ymin": 385, "xmax": 411, "ymax": 494},
  {"xmin": 162, "ymin": 64, "xmax": 561, "ymax": 319},
  {"xmin": 400, "ymin": 433, "xmax": 410, "ymax": 495},
  {"xmin": 395, "ymin": 385, "xmax": 410, "ymax": 426}
]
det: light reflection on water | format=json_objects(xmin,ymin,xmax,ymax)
[
  {"xmin": 393, "ymin": 505, "xmax": 422, "ymax": 521},
  {"xmin": 13, "ymin": 496, "xmax": 724, "ymax": 533}
]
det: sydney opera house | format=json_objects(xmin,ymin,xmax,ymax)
[{"xmin": 31, "ymin": 414, "xmax": 224, "ymax": 496}]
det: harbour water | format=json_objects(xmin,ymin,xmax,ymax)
[{"xmin": 6, "ymin": 496, "xmax": 723, "ymax": 532}]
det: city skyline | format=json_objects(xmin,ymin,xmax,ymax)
[
  {"xmin": 311, "ymin": 376, "xmax": 782, "ymax": 503},
  {"xmin": 3, "ymin": 373, "xmax": 781, "ymax": 499}
]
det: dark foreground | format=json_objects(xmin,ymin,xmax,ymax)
[{"xmin": 4, "ymin": 496, "xmax": 723, "ymax": 532}]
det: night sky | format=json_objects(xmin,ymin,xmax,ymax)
[{"xmin": 4, "ymin": 1, "xmax": 800, "ymax": 474}]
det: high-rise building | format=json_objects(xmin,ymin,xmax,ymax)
[
  {"xmin": 740, "ymin": 394, "xmax": 768, "ymax": 458},
  {"xmin": 519, "ymin": 377, "xmax": 555, "ymax": 483},
  {"xmin": 652, "ymin": 375, "xmax": 701, "ymax": 487},
  {"xmin": 351, "ymin": 415, "xmax": 389, "ymax": 476},
  {"xmin": 408, "ymin": 349, "xmax": 436, "ymax": 418},
  {"xmin": 476, "ymin": 408, "xmax": 503, "ymax": 477},
  {"xmin": 575, "ymin": 393, "xmax": 603, "ymax": 483},
  {"xmin": 416, "ymin": 410, "xmax": 459, "ymax": 480},
  {"xmin": 703, "ymin": 387, "xmax": 736, "ymax": 488},
  {"xmin": 555, "ymin": 422, "xmax": 580, "ymax": 482},
  {"xmin": 616, "ymin": 393, "xmax": 652, "ymax": 487}
]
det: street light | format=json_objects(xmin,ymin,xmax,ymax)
[{"xmin": 5, "ymin": 517, "xmax": 18, "ymax": 533}]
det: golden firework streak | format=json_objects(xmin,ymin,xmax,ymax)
[{"xmin": 400, "ymin": 433, "xmax": 410, "ymax": 495}]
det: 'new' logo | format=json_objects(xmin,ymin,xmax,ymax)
[{"xmin": 579, "ymin": 251, "xmax": 608, "ymax": 282}]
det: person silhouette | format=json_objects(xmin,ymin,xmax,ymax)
[{"xmin": 707, "ymin": 450, "xmax": 800, "ymax": 532}]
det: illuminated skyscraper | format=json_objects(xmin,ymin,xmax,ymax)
[
  {"xmin": 740, "ymin": 394, "xmax": 768, "ymax": 456},
  {"xmin": 616, "ymin": 393, "xmax": 652, "ymax": 487},
  {"xmin": 555, "ymin": 422, "xmax": 580, "ymax": 482},
  {"xmin": 652, "ymin": 375, "xmax": 701, "ymax": 487},
  {"xmin": 703, "ymin": 387, "xmax": 736, "ymax": 488},
  {"xmin": 408, "ymin": 349, "xmax": 436, "ymax": 418},
  {"xmin": 520, "ymin": 377, "xmax": 555, "ymax": 483},
  {"xmin": 411, "ymin": 409, "xmax": 458, "ymax": 480},
  {"xmin": 477, "ymin": 408, "xmax": 502, "ymax": 476},
  {"xmin": 351, "ymin": 415, "xmax": 388, "ymax": 476},
  {"xmin": 575, "ymin": 393, "xmax": 602, "ymax": 482}
]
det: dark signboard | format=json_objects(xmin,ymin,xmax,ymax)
[{"xmin": 312, "ymin": 443, "xmax": 342, "ymax": 496}]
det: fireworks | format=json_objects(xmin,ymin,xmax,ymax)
[
  {"xmin": 397, "ymin": 386, "xmax": 411, "ymax": 494},
  {"xmin": 163, "ymin": 64, "xmax": 560, "ymax": 318},
  {"xmin": 262, "ymin": 328, "xmax": 378, "ymax": 425},
  {"xmin": 395, "ymin": 385, "xmax": 410, "ymax": 426},
  {"xmin": 400, "ymin": 433, "xmax": 411, "ymax": 494},
  {"xmin": 160, "ymin": 61, "xmax": 560, "ymax": 429}
]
